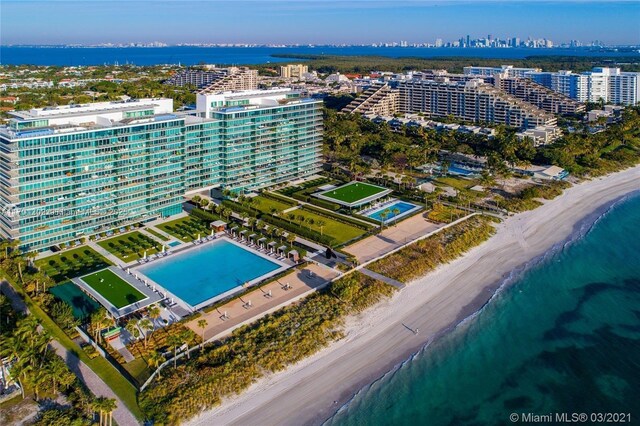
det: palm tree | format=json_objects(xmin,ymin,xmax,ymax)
[
  {"xmin": 316, "ymin": 219, "xmax": 326, "ymax": 236},
  {"xmin": 379, "ymin": 211, "xmax": 389, "ymax": 230},
  {"xmin": 139, "ymin": 318, "xmax": 153, "ymax": 349},
  {"xmin": 148, "ymin": 304, "xmax": 161, "ymax": 326},
  {"xmin": 102, "ymin": 398, "xmax": 117, "ymax": 426},
  {"xmin": 89, "ymin": 308, "xmax": 109, "ymax": 342},
  {"xmin": 197, "ymin": 319, "xmax": 208, "ymax": 348},
  {"xmin": 180, "ymin": 329, "xmax": 194, "ymax": 359},
  {"xmin": 391, "ymin": 207, "xmax": 401, "ymax": 226},
  {"xmin": 147, "ymin": 350, "xmax": 165, "ymax": 376},
  {"xmin": 166, "ymin": 334, "xmax": 182, "ymax": 368},
  {"xmin": 125, "ymin": 319, "xmax": 141, "ymax": 342},
  {"xmin": 286, "ymin": 233, "xmax": 296, "ymax": 246}
]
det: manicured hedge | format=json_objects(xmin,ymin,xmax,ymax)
[{"xmin": 301, "ymin": 204, "xmax": 373, "ymax": 230}]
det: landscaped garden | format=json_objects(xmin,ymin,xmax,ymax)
[
  {"xmin": 80, "ymin": 269, "xmax": 147, "ymax": 309},
  {"xmin": 97, "ymin": 231, "xmax": 163, "ymax": 261},
  {"xmin": 155, "ymin": 216, "xmax": 211, "ymax": 242},
  {"xmin": 281, "ymin": 207, "xmax": 368, "ymax": 245},
  {"xmin": 35, "ymin": 247, "xmax": 112, "ymax": 283},
  {"xmin": 252, "ymin": 195, "xmax": 296, "ymax": 215}
]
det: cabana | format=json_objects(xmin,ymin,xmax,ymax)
[
  {"xmin": 267, "ymin": 241, "xmax": 277, "ymax": 253},
  {"xmin": 248, "ymin": 234, "xmax": 257, "ymax": 243},
  {"xmin": 258, "ymin": 237, "xmax": 267, "ymax": 249},
  {"xmin": 288, "ymin": 249, "xmax": 300, "ymax": 262},
  {"xmin": 277, "ymin": 245, "xmax": 287, "ymax": 255},
  {"xmin": 210, "ymin": 220, "xmax": 227, "ymax": 232},
  {"xmin": 229, "ymin": 226, "xmax": 239, "ymax": 236},
  {"xmin": 239, "ymin": 229, "xmax": 248, "ymax": 241}
]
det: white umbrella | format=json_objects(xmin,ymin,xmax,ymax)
[
  {"xmin": 127, "ymin": 268, "xmax": 130, "ymax": 274},
  {"xmin": 143, "ymin": 250, "xmax": 147, "ymax": 260},
  {"xmin": 162, "ymin": 245, "xmax": 165, "ymax": 253},
  {"xmin": 197, "ymin": 233, "xmax": 201, "ymax": 241},
  {"xmin": 211, "ymin": 229, "xmax": 214, "ymax": 236}
]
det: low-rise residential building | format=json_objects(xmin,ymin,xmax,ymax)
[
  {"xmin": 278, "ymin": 64, "xmax": 309, "ymax": 79},
  {"xmin": 341, "ymin": 83, "xmax": 399, "ymax": 116},
  {"xmin": 516, "ymin": 125, "xmax": 563, "ymax": 145}
]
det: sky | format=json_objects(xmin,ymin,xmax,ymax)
[{"xmin": 1, "ymin": 1, "xmax": 639, "ymax": 46}]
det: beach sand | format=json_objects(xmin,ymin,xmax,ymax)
[{"xmin": 187, "ymin": 165, "xmax": 640, "ymax": 426}]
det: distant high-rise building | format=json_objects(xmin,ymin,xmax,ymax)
[
  {"xmin": 197, "ymin": 67, "xmax": 258, "ymax": 94},
  {"xmin": 464, "ymin": 65, "xmax": 541, "ymax": 78},
  {"xmin": 435, "ymin": 38, "xmax": 443, "ymax": 48},
  {"xmin": 278, "ymin": 64, "xmax": 309, "ymax": 79}
]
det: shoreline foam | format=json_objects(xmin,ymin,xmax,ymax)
[{"xmin": 187, "ymin": 166, "xmax": 640, "ymax": 426}]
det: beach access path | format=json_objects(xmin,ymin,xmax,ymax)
[{"xmin": 187, "ymin": 165, "xmax": 640, "ymax": 426}]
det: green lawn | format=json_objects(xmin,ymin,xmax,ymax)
[
  {"xmin": 36, "ymin": 247, "xmax": 112, "ymax": 283},
  {"xmin": 145, "ymin": 227, "xmax": 170, "ymax": 241},
  {"xmin": 156, "ymin": 216, "xmax": 210, "ymax": 242},
  {"xmin": 318, "ymin": 181, "xmax": 389, "ymax": 204},
  {"xmin": 284, "ymin": 207, "xmax": 366, "ymax": 244},
  {"xmin": 81, "ymin": 269, "xmax": 146, "ymax": 309},
  {"xmin": 97, "ymin": 231, "xmax": 162, "ymax": 261},
  {"xmin": 253, "ymin": 195, "xmax": 295, "ymax": 214}
]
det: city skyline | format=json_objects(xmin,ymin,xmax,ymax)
[{"xmin": 1, "ymin": 1, "xmax": 639, "ymax": 46}]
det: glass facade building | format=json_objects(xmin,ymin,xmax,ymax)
[{"xmin": 0, "ymin": 90, "xmax": 322, "ymax": 251}]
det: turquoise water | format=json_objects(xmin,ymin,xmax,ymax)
[
  {"xmin": 137, "ymin": 239, "xmax": 281, "ymax": 307},
  {"xmin": 167, "ymin": 241, "xmax": 181, "ymax": 247},
  {"xmin": 329, "ymin": 193, "xmax": 640, "ymax": 426},
  {"xmin": 368, "ymin": 201, "xmax": 419, "ymax": 223}
]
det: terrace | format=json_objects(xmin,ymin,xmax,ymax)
[
  {"xmin": 72, "ymin": 267, "xmax": 163, "ymax": 318},
  {"xmin": 314, "ymin": 181, "xmax": 392, "ymax": 208}
]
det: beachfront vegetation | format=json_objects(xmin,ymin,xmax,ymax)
[
  {"xmin": 369, "ymin": 215, "xmax": 496, "ymax": 283},
  {"xmin": 97, "ymin": 231, "xmax": 163, "ymax": 261},
  {"xmin": 499, "ymin": 180, "xmax": 572, "ymax": 212},
  {"xmin": 427, "ymin": 203, "xmax": 468, "ymax": 223},
  {"xmin": 139, "ymin": 272, "xmax": 394, "ymax": 423},
  {"xmin": 35, "ymin": 246, "xmax": 112, "ymax": 283}
]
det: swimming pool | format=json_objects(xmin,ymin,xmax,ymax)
[
  {"xmin": 168, "ymin": 241, "xmax": 181, "ymax": 247},
  {"xmin": 137, "ymin": 239, "xmax": 285, "ymax": 308},
  {"xmin": 366, "ymin": 201, "xmax": 421, "ymax": 223}
]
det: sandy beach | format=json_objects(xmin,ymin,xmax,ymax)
[{"xmin": 187, "ymin": 165, "xmax": 640, "ymax": 426}]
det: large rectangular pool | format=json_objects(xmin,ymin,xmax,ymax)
[
  {"xmin": 366, "ymin": 201, "xmax": 421, "ymax": 223},
  {"xmin": 137, "ymin": 238, "xmax": 285, "ymax": 308}
]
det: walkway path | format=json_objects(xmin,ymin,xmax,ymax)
[
  {"xmin": 86, "ymin": 240, "xmax": 129, "ymax": 267},
  {"xmin": 359, "ymin": 268, "xmax": 406, "ymax": 289},
  {"xmin": 50, "ymin": 341, "xmax": 140, "ymax": 426}
]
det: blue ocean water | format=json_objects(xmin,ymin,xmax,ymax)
[
  {"xmin": 1, "ymin": 46, "xmax": 637, "ymax": 66},
  {"xmin": 328, "ymin": 193, "xmax": 640, "ymax": 426},
  {"xmin": 137, "ymin": 239, "xmax": 281, "ymax": 306}
]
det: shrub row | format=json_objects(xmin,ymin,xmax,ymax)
[
  {"xmin": 221, "ymin": 200, "xmax": 335, "ymax": 246},
  {"xmin": 260, "ymin": 191, "xmax": 298, "ymax": 207}
]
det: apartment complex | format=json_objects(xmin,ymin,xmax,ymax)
[
  {"xmin": 463, "ymin": 65, "xmax": 541, "ymax": 78},
  {"xmin": 278, "ymin": 64, "xmax": 309, "ymax": 79},
  {"xmin": 341, "ymin": 83, "xmax": 399, "ymax": 116},
  {"xmin": 196, "ymin": 67, "xmax": 258, "ymax": 94},
  {"xmin": 164, "ymin": 68, "xmax": 226, "ymax": 88},
  {"xmin": 494, "ymin": 73, "xmax": 585, "ymax": 114},
  {"xmin": 398, "ymin": 79, "xmax": 556, "ymax": 129},
  {"xmin": 0, "ymin": 89, "xmax": 322, "ymax": 251},
  {"xmin": 467, "ymin": 65, "xmax": 640, "ymax": 105}
]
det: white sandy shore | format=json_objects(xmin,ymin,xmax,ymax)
[{"xmin": 187, "ymin": 166, "xmax": 640, "ymax": 426}]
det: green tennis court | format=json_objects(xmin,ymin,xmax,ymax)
[
  {"xmin": 81, "ymin": 269, "xmax": 147, "ymax": 309},
  {"xmin": 315, "ymin": 181, "xmax": 391, "ymax": 207},
  {"xmin": 49, "ymin": 281, "xmax": 100, "ymax": 320}
]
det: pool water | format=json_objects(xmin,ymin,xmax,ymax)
[
  {"xmin": 168, "ymin": 241, "xmax": 181, "ymax": 247},
  {"xmin": 137, "ymin": 239, "xmax": 282, "ymax": 307},
  {"xmin": 367, "ymin": 201, "xmax": 419, "ymax": 223}
]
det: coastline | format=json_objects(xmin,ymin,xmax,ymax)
[{"xmin": 187, "ymin": 165, "xmax": 640, "ymax": 426}]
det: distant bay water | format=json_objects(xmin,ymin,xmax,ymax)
[
  {"xmin": 1, "ymin": 46, "xmax": 638, "ymax": 66},
  {"xmin": 327, "ymin": 193, "xmax": 640, "ymax": 426}
]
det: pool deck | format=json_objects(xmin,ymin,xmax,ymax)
[
  {"xmin": 131, "ymin": 235, "xmax": 291, "ymax": 312},
  {"xmin": 344, "ymin": 214, "xmax": 445, "ymax": 264},
  {"xmin": 186, "ymin": 263, "xmax": 340, "ymax": 342},
  {"xmin": 72, "ymin": 266, "xmax": 163, "ymax": 318}
]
